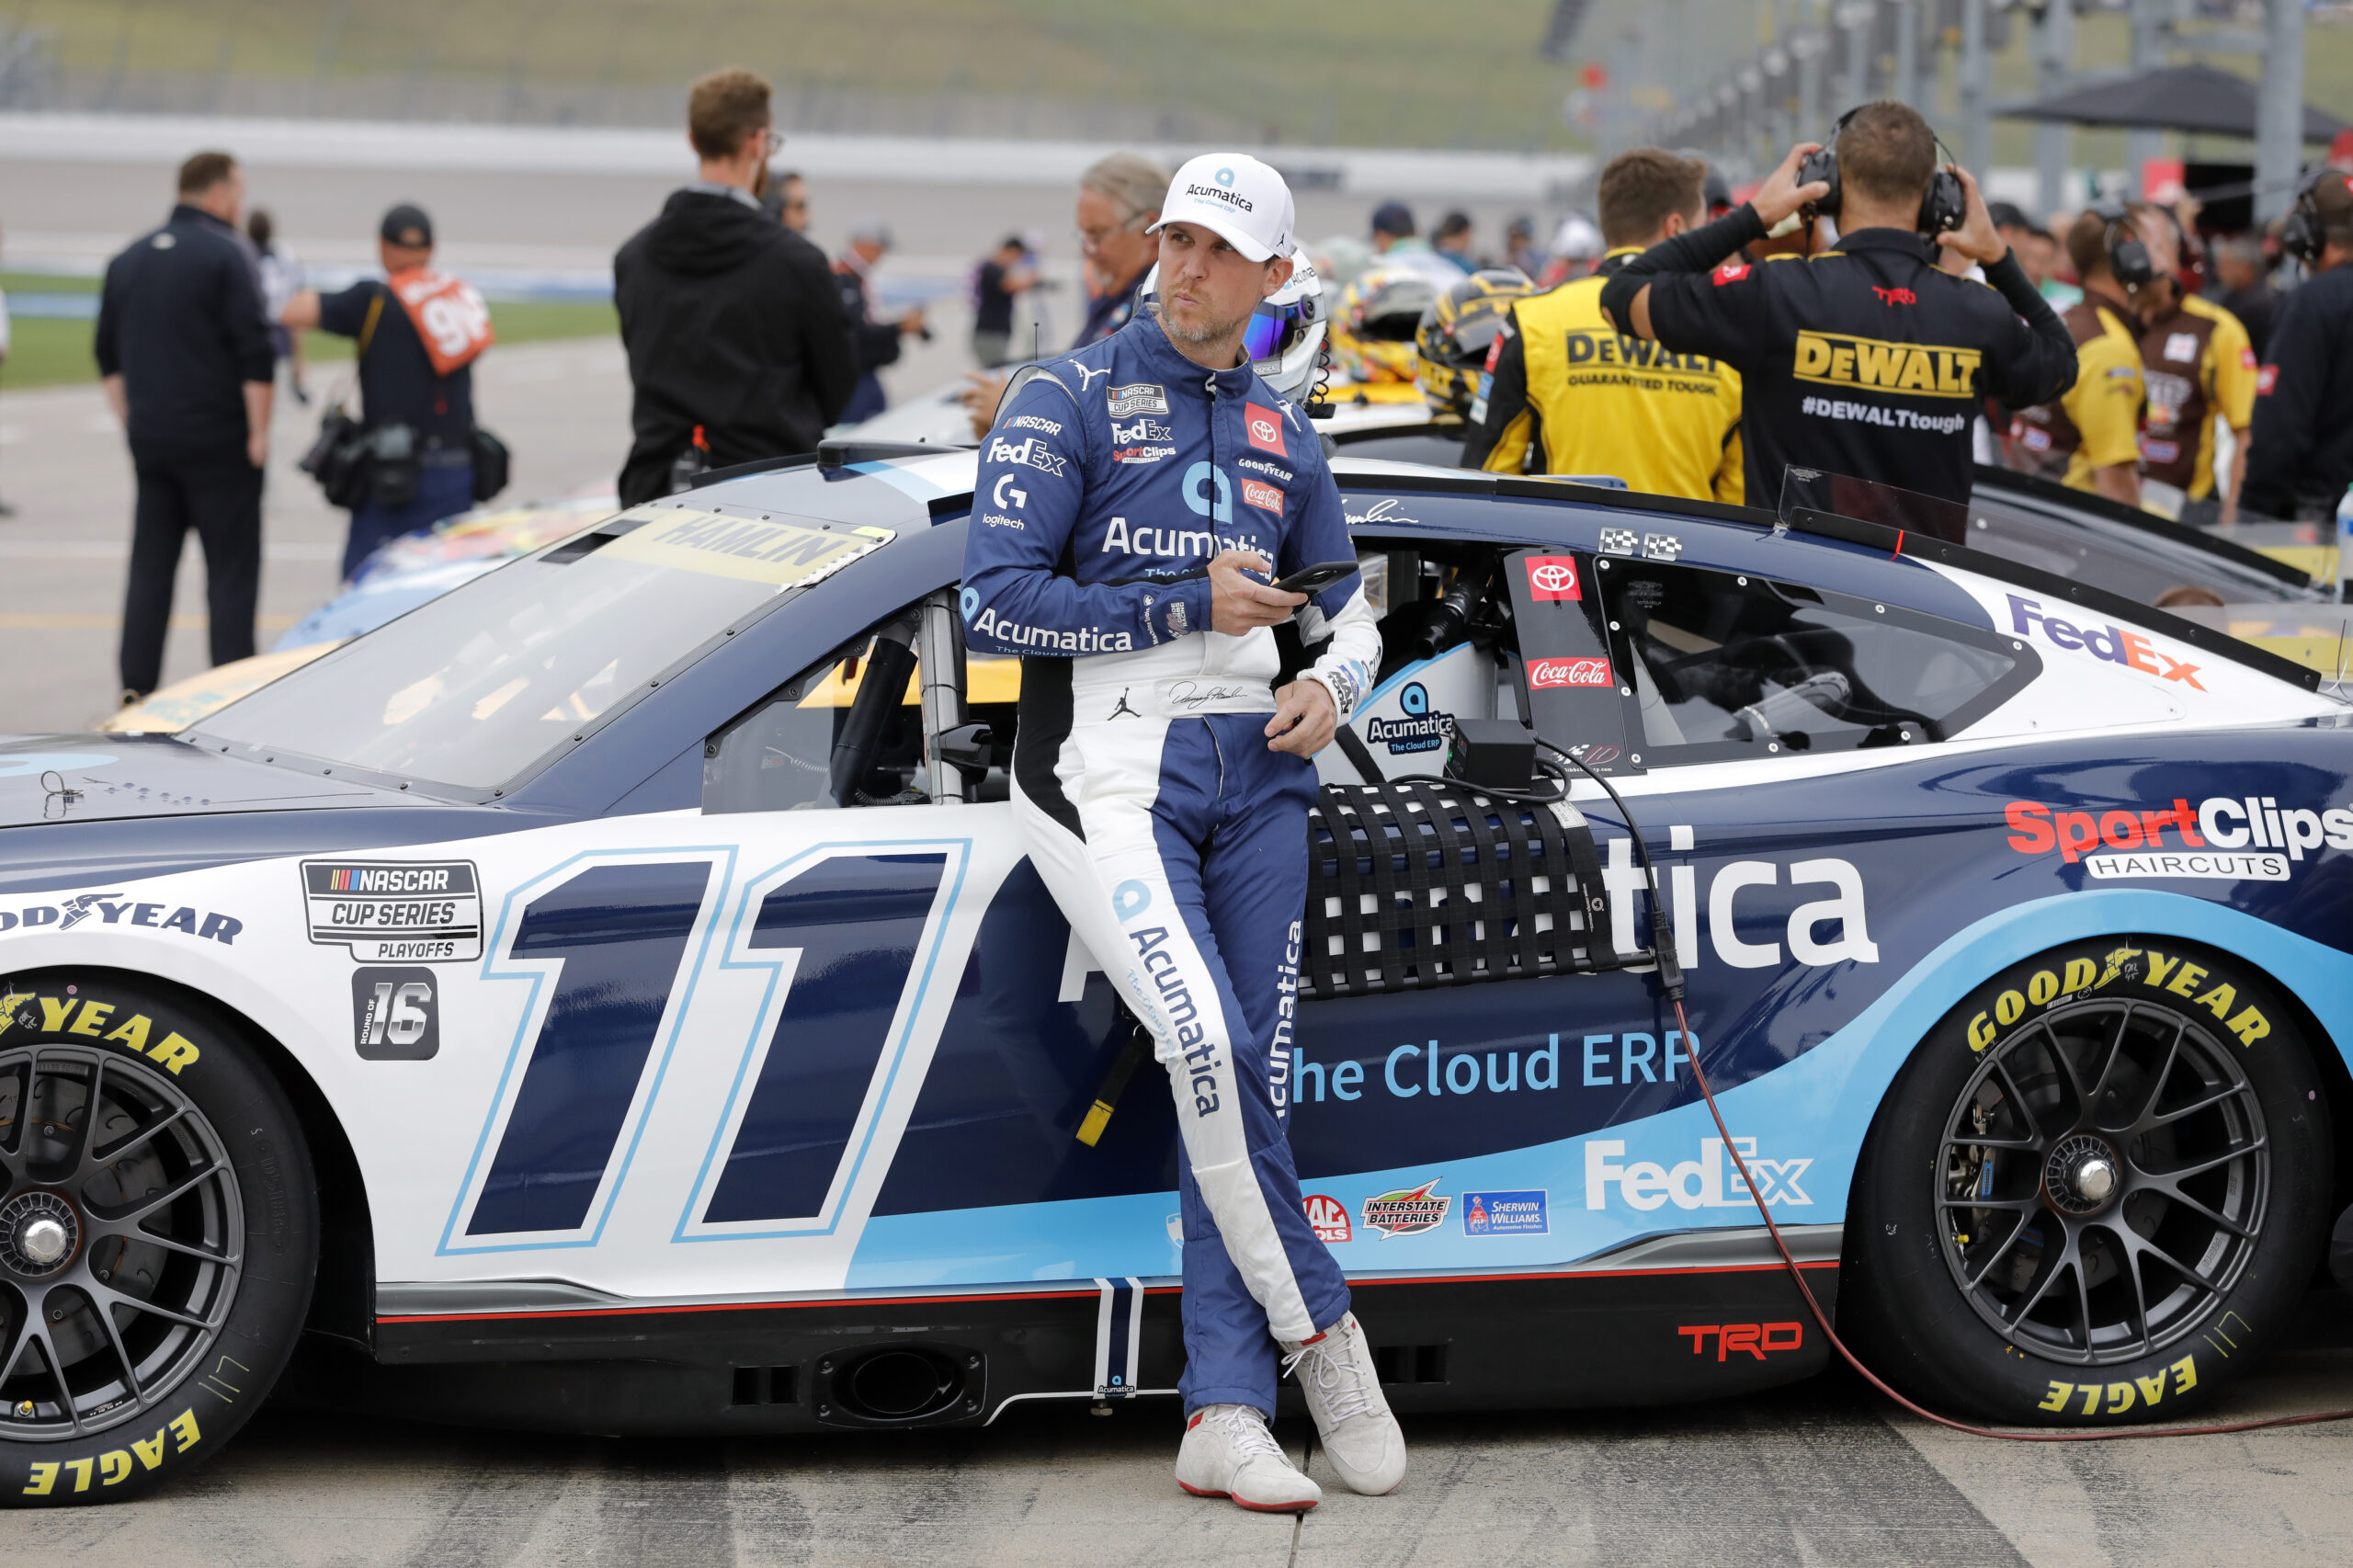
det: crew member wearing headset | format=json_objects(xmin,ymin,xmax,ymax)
[
  {"xmin": 961, "ymin": 155, "xmax": 1404, "ymax": 1515},
  {"xmin": 2006, "ymin": 204, "xmax": 2154, "ymax": 506},
  {"xmin": 1465, "ymin": 146, "xmax": 1745, "ymax": 503},
  {"xmin": 2243, "ymin": 168, "xmax": 2353, "ymax": 522},
  {"xmin": 1599, "ymin": 101, "xmax": 2077, "ymax": 508}
]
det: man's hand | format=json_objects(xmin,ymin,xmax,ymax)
[
  {"xmin": 1209, "ymin": 549, "xmax": 1304, "ymax": 636},
  {"xmin": 1266, "ymin": 679, "xmax": 1336, "ymax": 757},
  {"xmin": 102, "ymin": 373, "xmax": 129, "ymax": 426},
  {"xmin": 1751, "ymin": 142, "xmax": 1832, "ymax": 231},
  {"xmin": 247, "ymin": 428, "xmax": 268, "ymax": 470},
  {"xmin": 960, "ymin": 369, "xmax": 1009, "ymax": 440},
  {"xmin": 1934, "ymin": 165, "xmax": 2008, "ymax": 267}
]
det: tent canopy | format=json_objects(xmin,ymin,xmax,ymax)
[{"xmin": 2003, "ymin": 62, "xmax": 2346, "ymax": 143}]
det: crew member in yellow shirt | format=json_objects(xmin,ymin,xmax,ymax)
[
  {"xmin": 1464, "ymin": 148, "xmax": 1743, "ymax": 504},
  {"xmin": 2133, "ymin": 208, "xmax": 2257, "ymax": 524},
  {"xmin": 2006, "ymin": 203, "xmax": 2148, "ymax": 505}
]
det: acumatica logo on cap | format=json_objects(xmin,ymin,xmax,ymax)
[{"xmin": 1155, "ymin": 153, "xmax": 1295, "ymax": 262}]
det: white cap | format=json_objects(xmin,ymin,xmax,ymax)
[{"xmin": 1148, "ymin": 153, "xmax": 1296, "ymax": 264}]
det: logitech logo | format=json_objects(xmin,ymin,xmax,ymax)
[{"xmin": 992, "ymin": 473, "xmax": 1028, "ymax": 509}]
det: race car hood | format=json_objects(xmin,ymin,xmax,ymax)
[{"xmin": 0, "ymin": 734, "xmax": 413, "ymax": 829}]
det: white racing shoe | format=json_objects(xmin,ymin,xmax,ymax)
[
  {"xmin": 1281, "ymin": 1312, "xmax": 1408, "ymax": 1495},
  {"xmin": 1175, "ymin": 1403, "xmax": 1324, "ymax": 1513}
]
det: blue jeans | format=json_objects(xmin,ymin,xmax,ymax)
[{"xmin": 345, "ymin": 455, "xmax": 473, "ymax": 581}]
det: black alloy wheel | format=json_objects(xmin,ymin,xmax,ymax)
[
  {"xmin": 0, "ymin": 1043, "xmax": 244, "ymax": 1441},
  {"xmin": 1846, "ymin": 939, "xmax": 2331, "ymax": 1425},
  {"xmin": 0, "ymin": 977, "xmax": 316, "ymax": 1506},
  {"xmin": 1938, "ymin": 997, "xmax": 2266, "ymax": 1364}
]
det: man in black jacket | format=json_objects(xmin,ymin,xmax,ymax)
[
  {"xmin": 614, "ymin": 69, "xmax": 857, "ymax": 506},
  {"xmin": 95, "ymin": 150, "xmax": 276, "ymax": 704},
  {"xmin": 2243, "ymin": 171, "xmax": 2353, "ymax": 522},
  {"xmin": 1599, "ymin": 102, "xmax": 2078, "ymax": 508}
]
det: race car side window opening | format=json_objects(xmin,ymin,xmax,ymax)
[
  {"xmin": 192, "ymin": 506, "xmax": 892, "ymax": 793},
  {"xmin": 704, "ymin": 613, "xmax": 929, "ymax": 813},
  {"xmin": 1597, "ymin": 562, "xmax": 2029, "ymax": 763}
]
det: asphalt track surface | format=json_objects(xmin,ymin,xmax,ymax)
[{"xmin": 3, "ymin": 1319, "xmax": 2353, "ymax": 1564}]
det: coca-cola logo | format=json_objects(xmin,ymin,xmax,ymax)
[{"xmin": 1529, "ymin": 657, "xmax": 1613, "ymax": 689}]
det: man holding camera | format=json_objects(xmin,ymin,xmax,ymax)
[
  {"xmin": 1601, "ymin": 102, "xmax": 2078, "ymax": 509},
  {"xmin": 282, "ymin": 202, "xmax": 493, "ymax": 579}
]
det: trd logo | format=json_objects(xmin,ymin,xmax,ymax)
[{"xmin": 1678, "ymin": 1323, "xmax": 1803, "ymax": 1361}]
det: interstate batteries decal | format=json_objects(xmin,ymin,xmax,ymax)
[{"xmin": 301, "ymin": 860, "xmax": 483, "ymax": 961}]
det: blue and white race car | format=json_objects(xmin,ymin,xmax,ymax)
[{"xmin": 0, "ymin": 445, "xmax": 2346, "ymax": 1503}]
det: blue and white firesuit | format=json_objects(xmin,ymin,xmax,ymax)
[{"xmin": 962, "ymin": 312, "xmax": 1381, "ymax": 1416}]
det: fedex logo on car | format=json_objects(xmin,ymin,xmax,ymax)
[
  {"xmin": 1245, "ymin": 403, "xmax": 1285, "ymax": 455},
  {"xmin": 1529, "ymin": 656, "xmax": 1612, "ymax": 688},
  {"xmin": 1586, "ymin": 1136, "xmax": 1813, "ymax": 1211},
  {"xmin": 1524, "ymin": 555, "xmax": 1581, "ymax": 601},
  {"xmin": 2006, "ymin": 595, "xmax": 2205, "ymax": 690}
]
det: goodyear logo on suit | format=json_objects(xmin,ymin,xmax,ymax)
[{"xmin": 1793, "ymin": 332, "xmax": 1981, "ymax": 399}]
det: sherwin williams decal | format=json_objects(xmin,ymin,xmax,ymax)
[{"xmin": 1462, "ymin": 1189, "xmax": 1547, "ymax": 1235}]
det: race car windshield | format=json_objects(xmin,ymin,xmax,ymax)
[{"xmin": 192, "ymin": 506, "xmax": 892, "ymax": 792}]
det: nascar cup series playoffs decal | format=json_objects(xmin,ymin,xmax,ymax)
[{"xmin": 302, "ymin": 860, "xmax": 483, "ymax": 961}]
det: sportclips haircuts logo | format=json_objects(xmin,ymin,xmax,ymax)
[{"xmin": 2006, "ymin": 795, "xmax": 2352, "ymax": 882}]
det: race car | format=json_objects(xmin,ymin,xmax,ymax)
[{"xmin": 2, "ymin": 443, "xmax": 2348, "ymax": 1505}]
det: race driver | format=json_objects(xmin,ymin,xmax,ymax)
[
  {"xmin": 961, "ymin": 153, "xmax": 1404, "ymax": 1514},
  {"xmin": 1599, "ymin": 100, "xmax": 2078, "ymax": 508}
]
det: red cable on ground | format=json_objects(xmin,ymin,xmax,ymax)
[{"xmin": 1671, "ymin": 994, "xmax": 2353, "ymax": 1443}]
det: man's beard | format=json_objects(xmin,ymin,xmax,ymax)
[{"xmin": 1154, "ymin": 296, "xmax": 1247, "ymax": 349}]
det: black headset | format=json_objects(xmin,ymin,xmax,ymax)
[
  {"xmin": 1797, "ymin": 106, "xmax": 1968, "ymax": 238},
  {"xmin": 2282, "ymin": 165, "xmax": 2350, "ymax": 265},
  {"xmin": 2086, "ymin": 198, "xmax": 2154, "ymax": 290}
]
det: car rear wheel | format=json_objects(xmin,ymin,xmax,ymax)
[
  {"xmin": 0, "ymin": 975, "xmax": 316, "ymax": 1505},
  {"xmin": 1846, "ymin": 938, "xmax": 2332, "ymax": 1424}
]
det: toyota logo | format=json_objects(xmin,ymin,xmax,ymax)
[{"xmin": 1530, "ymin": 562, "xmax": 1575, "ymax": 592}]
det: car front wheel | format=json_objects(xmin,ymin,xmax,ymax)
[
  {"xmin": 0, "ymin": 975, "xmax": 317, "ymax": 1505},
  {"xmin": 1846, "ymin": 938, "xmax": 2332, "ymax": 1424}
]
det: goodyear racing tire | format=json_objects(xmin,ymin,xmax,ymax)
[
  {"xmin": 1846, "ymin": 938, "xmax": 2331, "ymax": 1425},
  {"xmin": 0, "ymin": 975, "xmax": 316, "ymax": 1505}
]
